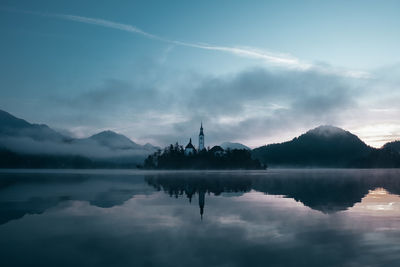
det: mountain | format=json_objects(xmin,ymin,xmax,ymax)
[
  {"xmin": 0, "ymin": 109, "xmax": 158, "ymax": 168},
  {"xmin": 220, "ymin": 142, "xmax": 250, "ymax": 150},
  {"xmin": 0, "ymin": 109, "xmax": 68, "ymax": 142},
  {"xmin": 2, "ymin": 109, "xmax": 399, "ymax": 169},
  {"xmin": 89, "ymin": 131, "xmax": 143, "ymax": 150},
  {"xmin": 143, "ymin": 143, "xmax": 158, "ymax": 150},
  {"xmin": 252, "ymin": 125, "xmax": 373, "ymax": 167},
  {"xmin": 383, "ymin": 141, "xmax": 400, "ymax": 153}
]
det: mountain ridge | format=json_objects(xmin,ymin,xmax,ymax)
[
  {"xmin": 252, "ymin": 125, "xmax": 386, "ymax": 167},
  {"xmin": 0, "ymin": 109, "xmax": 68, "ymax": 142},
  {"xmin": 1, "ymin": 109, "xmax": 399, "ymax": 168},
  {"xmin": 0, "ymin": 109, "xmax": 158, "ymax": 167}
]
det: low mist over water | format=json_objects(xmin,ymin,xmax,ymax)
[{"xmin": 1, "ymin": 169, "xmax": 400, "ymax": 266}]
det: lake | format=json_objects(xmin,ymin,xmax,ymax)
[{"xmin": 1, "ymin": 169, "xmax": 400, "ymax": 266}]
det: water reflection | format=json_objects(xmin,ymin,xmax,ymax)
[
  {"xmin": 349, "ymin": 188, "xmax": 400, "ymax": 215},
  {"xmin": 0, "ymin": 172, "xmax": 152, "ymax": 224},
  {"xmin": 0, "ymin": 169, "xmax": 400, "ymax": 266},
  {"xmin": 145, "ymin": 169, "xmax": 400, "ymax": 217},
  {"xmin": 1, "ymin": 169, "xmax": 400, "ymax": 224}
]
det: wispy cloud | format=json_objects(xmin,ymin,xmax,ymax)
[
  {"xmin": 53, "ymin": 14, "xmax": 165, "ymax": 41},
  {"xmin": 174, "ymin": 41, "xmax": 308, "ymax": 68},
  {"xmin": 53, "ymin": 13, "xmax": 306, "ymax": 69},
  {"xmin": 3, "ymin": 8, "xmax": 370, "ymax": 78}
]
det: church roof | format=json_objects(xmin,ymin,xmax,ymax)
[{"xmin": 185, "ymin": 138, "xmax": 196, "ymax": 149}]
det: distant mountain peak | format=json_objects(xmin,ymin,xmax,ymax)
[
  {"xmin": 220, "ymin": 142, "xmax": 250, "ymax": 150},
  {"xmin": 252, "ymin": 125, "xmax": 372, "ymax": 167},
  {"xmin": 89, "ymin": 130, "xmax": 140, "ymax": 150},
  {"xmin": 91, "ymin": 130, "xmax": 125, "ymax": 138},
  {"xmin": 306, "ymin": 125, "xmax": 349, "ymax": 137}
]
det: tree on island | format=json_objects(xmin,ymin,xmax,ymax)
[{"xmin": 142, "ymin": 143, "xmax": 265, "ymax": 170}]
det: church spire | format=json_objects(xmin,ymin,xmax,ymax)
[{"xmin": 198, "ymin": 122, "xmax": 204, "ymax": 150}]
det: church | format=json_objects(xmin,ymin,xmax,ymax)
[{"xmin": 185, "ymin": 123, "xmax": 205, "ymax": 155}]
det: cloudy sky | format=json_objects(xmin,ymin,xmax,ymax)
[{"xmin": 1, "ymin": 0, "xmax": 399, "ymax": 148}]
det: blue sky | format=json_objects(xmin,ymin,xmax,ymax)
[{"xmin": 1, "ymin": 0, "xmax": 400, "ymax": 147}]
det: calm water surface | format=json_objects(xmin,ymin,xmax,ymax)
[{"xmin": 1, "ymin": 169, "xmax": 400, "ymax": 266}]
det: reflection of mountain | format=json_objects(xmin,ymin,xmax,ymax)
[
  {"xmin": 252, "ymin": 173, "xmax": 369, "ymax": 213},
  {"xmin": 0, "ymin": 196, "xmax": 68, "ymax": 225},
  {"xmin": 145, "ymin": 170, "xmax": 400, "ymax": 215},
  {"xmin": 0, "ymin": 110, "xmax": 158, "ymax": 168},
  {"xmin": 0, "ymin": 172, "xmax": 152, "ymax": 225}
]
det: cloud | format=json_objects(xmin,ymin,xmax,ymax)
[
  {"xmin": 0, "ymin": 135, "xmax": 154, "ymax": 161},
  {"xmin": 49, "ymin": 66, "xmax": 359, "ymax": 147},
  {"xmin": 50, "ymin": 13, "xmax": 308, "ymax": 69},
  {"xmin": 4, "ymin": 8, "xmax": 395, "ymax": 147},
  {"xmin": 53, "ymin": 13, "xmax": 371, "ymax": 78},
  {"xmin": 4, "ymin": 8, "xmax": 370, "ymax": 77},
  {"xmin": 53, "ymin": 13, "xmax": 164, "ymax": 41}
]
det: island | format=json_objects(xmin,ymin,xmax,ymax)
[
  {"xmin": 142, "ymin": 143, "xmax": 264, "ymax": 170},
  {"xmin": 141, "ymin": 123, "xmax": 264, "ymax": 170}
]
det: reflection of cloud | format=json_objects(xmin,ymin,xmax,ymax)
[{"xmin": 349, "ymin": 188, "xmax": 400, "ymax": 215}]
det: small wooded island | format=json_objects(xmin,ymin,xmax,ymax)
[
  {"xmin": 141, "ymin": 123, "xmax": 265, "ymax": 170},
  {"xmin": 142, "ymin": 143, "xmax": 265, "ymax": 170}
]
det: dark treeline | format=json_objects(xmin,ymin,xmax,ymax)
[{"xmin": 142, "ymin": 143, "xmax": 265, "ymax": 170}]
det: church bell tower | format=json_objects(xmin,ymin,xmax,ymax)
[{"xmin": 199, "ymin": 122, "xmax": 205, "ymax": 151}]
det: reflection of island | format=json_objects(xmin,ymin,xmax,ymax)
[
  {"xmin": 145, "ymin": 170, "xmax": 400, "ymax": 217},
  {"xmin": 145, "ymin": 174, "xmax": 253, "ymax": 219}
]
